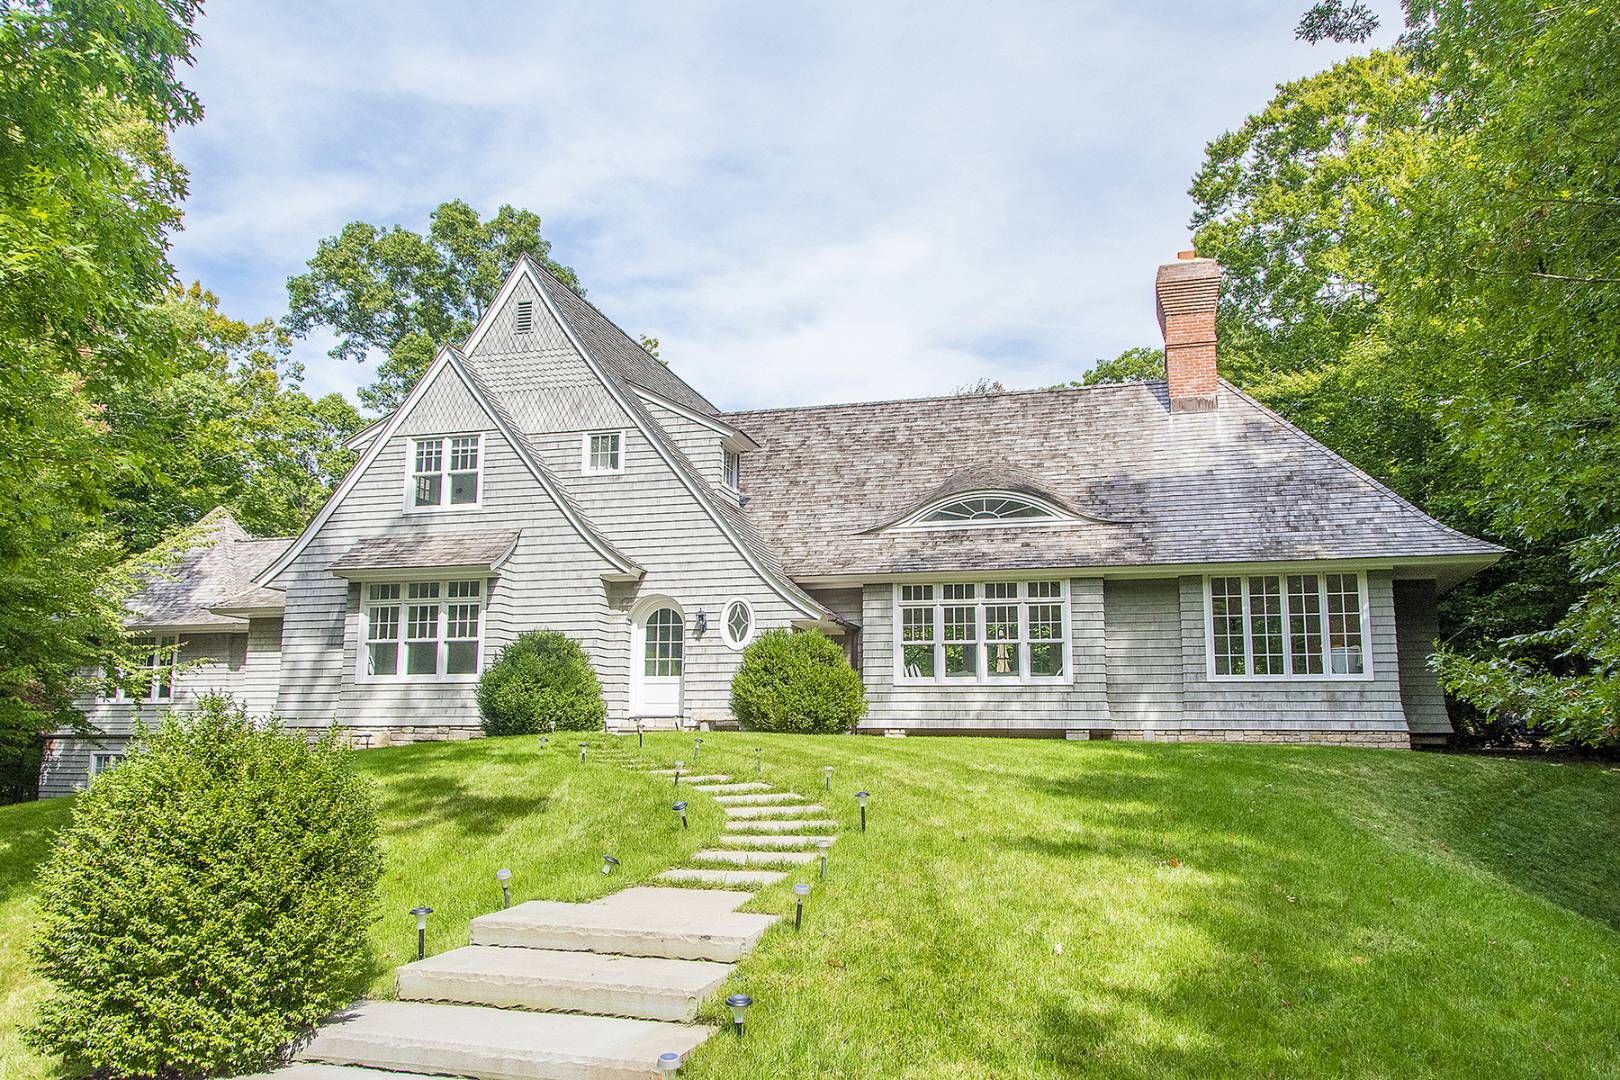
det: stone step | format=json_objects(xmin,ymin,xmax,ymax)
[
  {"xmin": 723, "ymin": 803, "xmax": 827, "ymax": 818},
  {"xmin": 717, "ymin": 834, "xmax": 837, "ymax": 849},
  {"xmin": 669, "ymin": 774, "xmax": 730, "ymax": 784},
  {"xmin": 725, "ymin": 819, "xmax": 839, "ymax": 833},
  {"xmin": 655, "ymin": 868, "xmax": 788, "ymax": 887},
  {"xmin": 470, "ymin": 886, "xmax": 777, "ymax": 963},
  {"xmin": 239, "ymin": 1065, "xmax": 451, "ymax": 1080},
  {"xmin": 691, "ymin": 781, "xmax": 772, "ymax": 793},
  {"xmin": 397, "ymin": 945, "xmax": 731, "ymax": 1022},
  {"xmin": 692, "ymin": 849, "xmax": 818, "ymax": 866},
  {"xmin": 713, "ymin": 792, "xmax": 804, "ymax": 805},
  {"xmin": 299, "ymin": 1000, "xmax": 709, "ymax": 1080}
]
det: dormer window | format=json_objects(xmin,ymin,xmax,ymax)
[
  {"xmin": 409, "ymin": 434, "xmax": 481, "ymax": 510},
  {"xmin": 893, "ymin": 491, "xmax": 1070, "ymax": 531},
  {"xmin": 514, "ymin": 299, "xmax": 534, "ymax": 334},
  {"xmin": 584, "ymin": 431, "xmax": 623, "ymax": 474},
  {"xmin": 723, "ymin": 448, "xmax": 741, "ymax": 491}
]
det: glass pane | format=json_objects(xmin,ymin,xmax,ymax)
[
  {"xmin": 1030, "ymin": 641, "xmax": 1065, "ymax": 677},
  {"xmin": 987, "ymin": 641, "xmax": 1019, "ymax": 677},
  {"xmin": 984, "ymin": 582, "xmax": 1017, "ymax": 600},
  {"xmin": 1287, "ymin": 575, "xmax": 1324, "ymax": 674},
  {"xmin": 369, "ymin": 583, "xmax": 400, "ymax": 602},
  {"xmin": 644, "ymin": 608, "xmax": 683, "ymax": 676},
  {"xmin": 367, "ymin": 606, "xmax": 399, "ymax": 642},
  {"xmin": 449, "ymin": 436, "xmax": 479, "ymax": 471},
  {"xmin": 944, "ymin": 644, "xmax": 978, "ymax": 678},
  {"xmin": 901, "ymin": 606, "xmax": 935, "ymax": 643},
  {"xmin": 1028, "ymin": 580, "xmax": 1062, "ymax": 598},
  {"xmin": 450, "ymin": 471, "xmax": 478, "ymax": 504},
  {"xmin": 942, "ymin": 584, "xmax": 975, "ymax": 601},
  {"xmin": 407, "ymin": 604, "xmax": 439, "ymax": 637},
  {"xmin": 900, "ymin": 584, "xmax": 933, "ymax": 602},
  {"xmin": 1028, "ymin": 603, "xmax": 1063, "ymax": 640},
  {"xmin": 368, "ymin": 642, "xmax": 398, "ymax": 676},
  {"xmin": 902, "ymin": 644, "xmax": 935, "ymax": 678},
  {"xmin": 923, "ymin": 497, "xmax": 1053, "ymax": 522},
  {"xmin": 446, "ymin": 640, "xmax": 478, "ymax": 675},
  {"xmin": 1248, "ymin": 576, "xmax": 1285, "ymax": 675},
  {"xmin": 415, "ymin": 473, "xmax": 442, "ymax": 507},
  {"xmin": 414, "ymin": 440, "xmax": 443, "ymax": 473},
  {"xmin": 985, "ymin": 604, "xmax": 1018, "ymax": 639},
  {"xmin": 725, "ymin": 602, "xmax": 751, "ymax": 642},
  {"xmin": 407, "ymin": 642, "xmax": 437, "ymax": 675},
  {"xmin": 408, "ymin": 582, "xmax": 440, "ymax": 600},
  {"xmin": 447, "ymin": 602, "xmax": 479, "ymax": 640},
  {"xmin": 1210, "ymin": 576, "xmax": 1246, "ymax": 676},
  {"xmin": 1325, "ymin": 574, "xmax": 1365, "ymax": 674}
]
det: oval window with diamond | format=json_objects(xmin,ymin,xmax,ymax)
[{"xmin": 723, "ymin": 599, "xmax": 754, "ymax": 649}]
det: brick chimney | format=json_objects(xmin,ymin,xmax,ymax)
[{"xmin": 1155, "ymin": 251, "xmax": 1222, "ymax": 412}]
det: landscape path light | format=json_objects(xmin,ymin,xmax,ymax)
[
  {"xmin": 793, "ymin": 882, "xmax": 810, "ymax": 930},
  {"xmin": 755, "ymin": 746, "xmax": 762, "ymax": 774},
  {"xmin": 674, "ymin": 760, "xmax": 685, "ymax": 786},
  {"xmin": 539, "ymin": 735, "xmax": 548, "ymax": 749},
  {"xmin": 822, "ymin": 765, "xmax": 833, "ymax": 792},
  {"xmin": 817, "ymin": 837, "xmax": 833, "ymax": 880},
  {"xmin": 674, "ymin": 801, "xmax": 689, "ymax": 829},
  {"xmin": 579, "ymin": 742, "xmax": 588, "ymax": 764},
  {"xmin": 725, "ymin": 994, "xmax": 753, "ymax": 1037},
  {"xmin": 656, "ymin": 1051, "xmax": 681, "ymax": 1076},
  {"xmin": 602, "ymin": 854, "xmax": 620, "ymax": 876},
  {"xmin": 693, "ymin": 737, "xmax": 703, "ymax": 762},
  {"xmin": 855, "ymin": 790, "xmax": 870, "ymax": 832},
  {"xmin": 495, "ymin": 868, "xmax": 512, "ymax": 909},
  {"xmin": 637, "ymin": 720, "xmax": 645, "ymax": 748},
  {"xmin": 410, "ymin": 906, "xmax": 433, "ymax": 961}
]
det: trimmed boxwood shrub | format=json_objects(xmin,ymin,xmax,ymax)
[
  {"xmin": 730, "ymin": 628, "xmax": 867, "ymax": 733},
  {"xmin": 29, "ymin": 694, "xmax": 381, "ymax": 1077},
  {"xmin": 477, "ymin": 630, "xmax": 605, "ymax": 735}
]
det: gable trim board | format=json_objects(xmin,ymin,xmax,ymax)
[{"xmin": 255, "ymin": 346, "xmax": 642, "ymax": 588}]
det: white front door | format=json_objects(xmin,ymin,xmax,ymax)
[{"xmin": 633, "ymin": 605, "xmax": 684, "ymax": 716}]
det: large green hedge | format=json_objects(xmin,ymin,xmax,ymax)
[
  {"xmin": 477, "ymin": 630, "xmax": 605, "ymax": 735},
  {"xmin": 29, "ymin": 694, "xmax": 380, "ymax": 1076},
  {"xmin": 730, "ymin": 628, "xmax": 867, "ymax": 733}
]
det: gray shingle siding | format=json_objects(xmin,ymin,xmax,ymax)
[
  {"xmin": 1105, "ymin": 579, "xmax": 1185, "ymax": 727},
  {"xmin": 1394, "ymin": 580, "xmax": 1452, "ymax": 736}
]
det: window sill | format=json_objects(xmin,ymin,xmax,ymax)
[
  {"xmin": 1205, "ymin": 673, "xmax": 1375, "ymax": 683},
  {"xmin": 354, "ymin": 675, "xmax": 482, "ymax": 686}
]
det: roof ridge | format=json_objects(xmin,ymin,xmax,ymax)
[{"xmin": 725, "ymin": 380, "xmax": 1156, "ymax": 418}]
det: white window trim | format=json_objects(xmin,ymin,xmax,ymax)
[
  {"xmin": 355, "ymin": 577, "xmax": 487, "ymax": 684},
  {"xmin": 891, "ymin": 490, "xmax": 1077, "ymax": 532},
  {"xmin": 720, "ymin": 597, "xmax": 755, "ymax": 650},
  {"xmin": 721, "ymin": 447, "xmax": 742, "ymax": 493},
  {"xmin": 582, "ymin": 430, "xmax": 626, "ymax": 475},
  {"xmin": 89, "ymin": 751, "xmax": 125, "ymax": 779},
  {"xmin": 402, "ymin": 432, "xmax": 485, "ymax": 513},
  {"xmin": 892, "ymin": 580, "xmax": 1072, "ymax": 687},
  {"xmin": 1202, "ymin": 571, "xmax": 1374, "ymax": 681},
  {"xmin": 108, "ymin": 635, "xmax": 179, "ymax": 702}
]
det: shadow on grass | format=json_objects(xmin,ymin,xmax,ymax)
[{"xmin": 0, "ymin": 799, "xmax": 72, "ymax": 907}]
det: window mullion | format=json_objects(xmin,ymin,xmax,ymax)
[
  {"xmin": 1239, "ymin": 578, "xmax": 1253, "ymax": 676},
  {"xmin": 1280, "ymin": 579, "xmax": 1293, "ymax": 677},
  {"xmin": 1317, "ymin": 575, "xmax": 1331, "ymax": 675}
]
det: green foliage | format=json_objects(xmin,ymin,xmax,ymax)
[
  {"xmin": 28, "ymin": 695, "xmax": 381, "ymax": 1075},
  {"xmin": 477, "ymin": 631, "xmax": 606, "ymax": 735},
  {"xmin": 285, "ymin": 200, "xmax": 582, "ymax": 412},
  {"xmin": 730, "ymin": 629, "xmax": 866, "ymax": 734},
  {"xmin": 1080, "ymin": 347, "xmax": 1165, "ymax": 387}
]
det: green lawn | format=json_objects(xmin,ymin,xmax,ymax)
[{"xmin": 3, "ymin": 733, "xmax": 1618, "ymax": 1079}]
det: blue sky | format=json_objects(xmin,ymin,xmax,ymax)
[{"xmin": 168, "ymin": 2, "xmax": 1398, "ymax": 413}]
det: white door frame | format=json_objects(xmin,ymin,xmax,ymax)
[{"xmin": 630, "ymin": 596, "xmax": 685, "ymax": 717}]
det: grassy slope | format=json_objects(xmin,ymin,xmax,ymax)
[{"xmin": 1, "ymin": 733, "xmax": 1617, "ymax": 1079}]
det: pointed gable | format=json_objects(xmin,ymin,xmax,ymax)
[{"xmin": 394, "ymin": 360, "xmax": 491, "ymax": 436}]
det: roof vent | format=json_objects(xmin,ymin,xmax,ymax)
[{"xmin": 515, "ymin": 299, "xmax": 533, "ymax": 334}]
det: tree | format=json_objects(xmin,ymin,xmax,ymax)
[
  {"xmin": 1079, "ymin": 347, "xmax": 1165, "ymax": 386},
  {"xmin": 285, "ymin": 201, "xmax": 581, "ymax": 412},
  {"xmin": 0, "ymin": 0, "xmax": 205, "ymax": 793},
  {"xmin": 104, "ymin": 286, "xmax": 362, "ymax": 549}
]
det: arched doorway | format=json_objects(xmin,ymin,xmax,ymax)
[{"xmin": 631, "ymin": 601, "xmax": 684, "ymax": 717}]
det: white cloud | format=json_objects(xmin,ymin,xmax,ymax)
[{"xmin": 169, "ymin": 0, "xmax": 1404, "ymax": 412}]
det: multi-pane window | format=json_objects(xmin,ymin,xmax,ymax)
[
  {"xmin": 108, "ymin": 635, "xmax": 178, "ymax": 701},
  {"xmin": 363, "ymin": 580, "xmax": 482, "ymax": 680},
  {"xmin": 896, "ymin": 581, "xmax": 1068, "ymax": 684},
  {"xmin": 723, "ymin": 449, "xmax": 741, "ymax": 490},
  {"xmin": 90, "ymin": 752, "xmax": 125, "ymax": 779},
  {"xmin": 585, "ymin": 431, "xmax": 622, "ymax": 473},
  {"xmin": 722, "ymin": 599, "xmax": 753, "ymax": 648},
  {"xmin": 410, "ymin": 434, "xmax": 481, "ymax": 508},
  {"xmin": 917, "ymin": 496, "xmax": 1056, "ymax": 525},
  {"xmin": 1208, "ymin": 572, "xmax": 1367, "ymax": 678},
  {"xmin": 644, "ymin": 607, "xmax": 683, "ymax": 676}
]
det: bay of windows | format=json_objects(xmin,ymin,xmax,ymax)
[
  {"xmin": 410, "ymin": 434, "xmax": 481, "ymax": 509},
  {"xmin": 365, "ymin": 580, "xmax": 483, "ymax": 680},
  {"xmin": 897, "ymin": 580, "xmax": 1067, "ymax": 684},
  {"xmin": 1208, "ymin": 572, "xmax": 1366, "ymax": 678}
]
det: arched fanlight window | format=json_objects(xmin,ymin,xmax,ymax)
[{"xmin": 920, "ymin": 495, "xmax": 1057, "ymax": 524}]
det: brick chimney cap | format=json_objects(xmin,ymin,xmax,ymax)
[{"xmin": 1176, "ymin": 249, "xmax": 1198, "ymax": 260}]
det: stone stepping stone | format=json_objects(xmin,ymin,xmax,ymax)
[
  {"xmin": 724, "ymin": 819, "xmax": 839, "ymax": 833},
  {"xmin": 691, "ymin": 781, "xmax": 771, "ymax": 793},
  {"xmin": 723, "ymin": 802, "xmax": 826, "ymax": 818},
  {"xmin": 713, "ymin": 792, "xmax": 804, "ymax": 805},
  {"xmin": 396, "ymin": 945, "xmax": 731, "ymax": 1022},
  {"xmin": 239, "ymin": 1065, "xmax": 449, "ymax": 1080},
  {"xmin": 718, "ymin": 835, "xmax": 837, "ymax": 849},
  {"xmin": 470, "ymin": 886, "xmax": 777, "ymax": 963},
  {"xmin": 656, "ymin": 868, "xmax": 788, "ymax": 887},
  {"xmin": 692, "ymin": 849, "xmax": 818, "ymax": 866},
  {"xmin": 668, "ymin": 774, "xmax": 730, "ymax": 784},
  {"xmin": 297, "ymin": 999, "xmax": 709, "ymax": 1080}
]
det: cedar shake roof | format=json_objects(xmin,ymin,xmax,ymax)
[
  {"xmin": 329, "ymin": 529, "xmax": 521, "ymax": 574},
  {"xmin": 728, "ymin": 381, "xmax": 1505, "ymax": 580},
  {"xmin": 128, "ymin": 510, "xmax": 292, "ymax": 629}
]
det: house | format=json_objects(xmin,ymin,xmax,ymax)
[{"xmin": 40, "ymin": 251, "xmax": 1503, "ymax": 793}]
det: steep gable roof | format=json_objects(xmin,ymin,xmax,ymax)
[
  {"xmin": 255, "ymin": 346, "xmax": 642, "ymax": 587},
  {"xmin": 729, "ymin": 380, "xmax": 1505, "ymax": 582}
]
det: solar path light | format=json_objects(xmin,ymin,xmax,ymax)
[
  {"xmin": 725, "ymin": 994, "xmax": 753, "ymax": 1037},
  {"xmin": 495, "ymin": 868, "xmax": 512, "ymax": 909},
  {"xmin": 817, "ymin": 837, "xmax": 833, "ymax": 880},
  {"xmin": 637, "ymin": 719, "xmax": 645, "ymax": 748},
  {"xmin": 693, "ymin": 736, "xmax": 703, "ymax": 761},
  {"xmin": 674, "ymin": 801, "xmax": 689, "ymax": 829},
  {"xmin": 755, "ymin": 746, "xmax": 762, "ymax": 774},
  {"xmin": 674, "ymin": 760, "xmax": 684, "ymax": 786},
  {"xmin": 855, "ymin": 790, "xmax": 870, "ymax": 832},
  {"xmin": 539, "ymin": 735, "xmax": 548, "ymax": 749},
  {"xmin": 410, "ymin": 906, "xmax": 433, "ymax": 961},
  {"xmin": 656, "ymin": 1052, "xmax": 681, "ymax": 1076},
  {"xmin": 793, "ymin": 882, "xmax": 810, "ymax": 930},
  {"xmin": 822, "ymin": 765, "xmax": 833, "ymax": 792},
  {"xmin": 602, "ymin": 854, "xmax": 620, "ymax": 876},
  {"xmin": 579, "ymin": 742, "xmax": 588, "ymax": 764}
]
